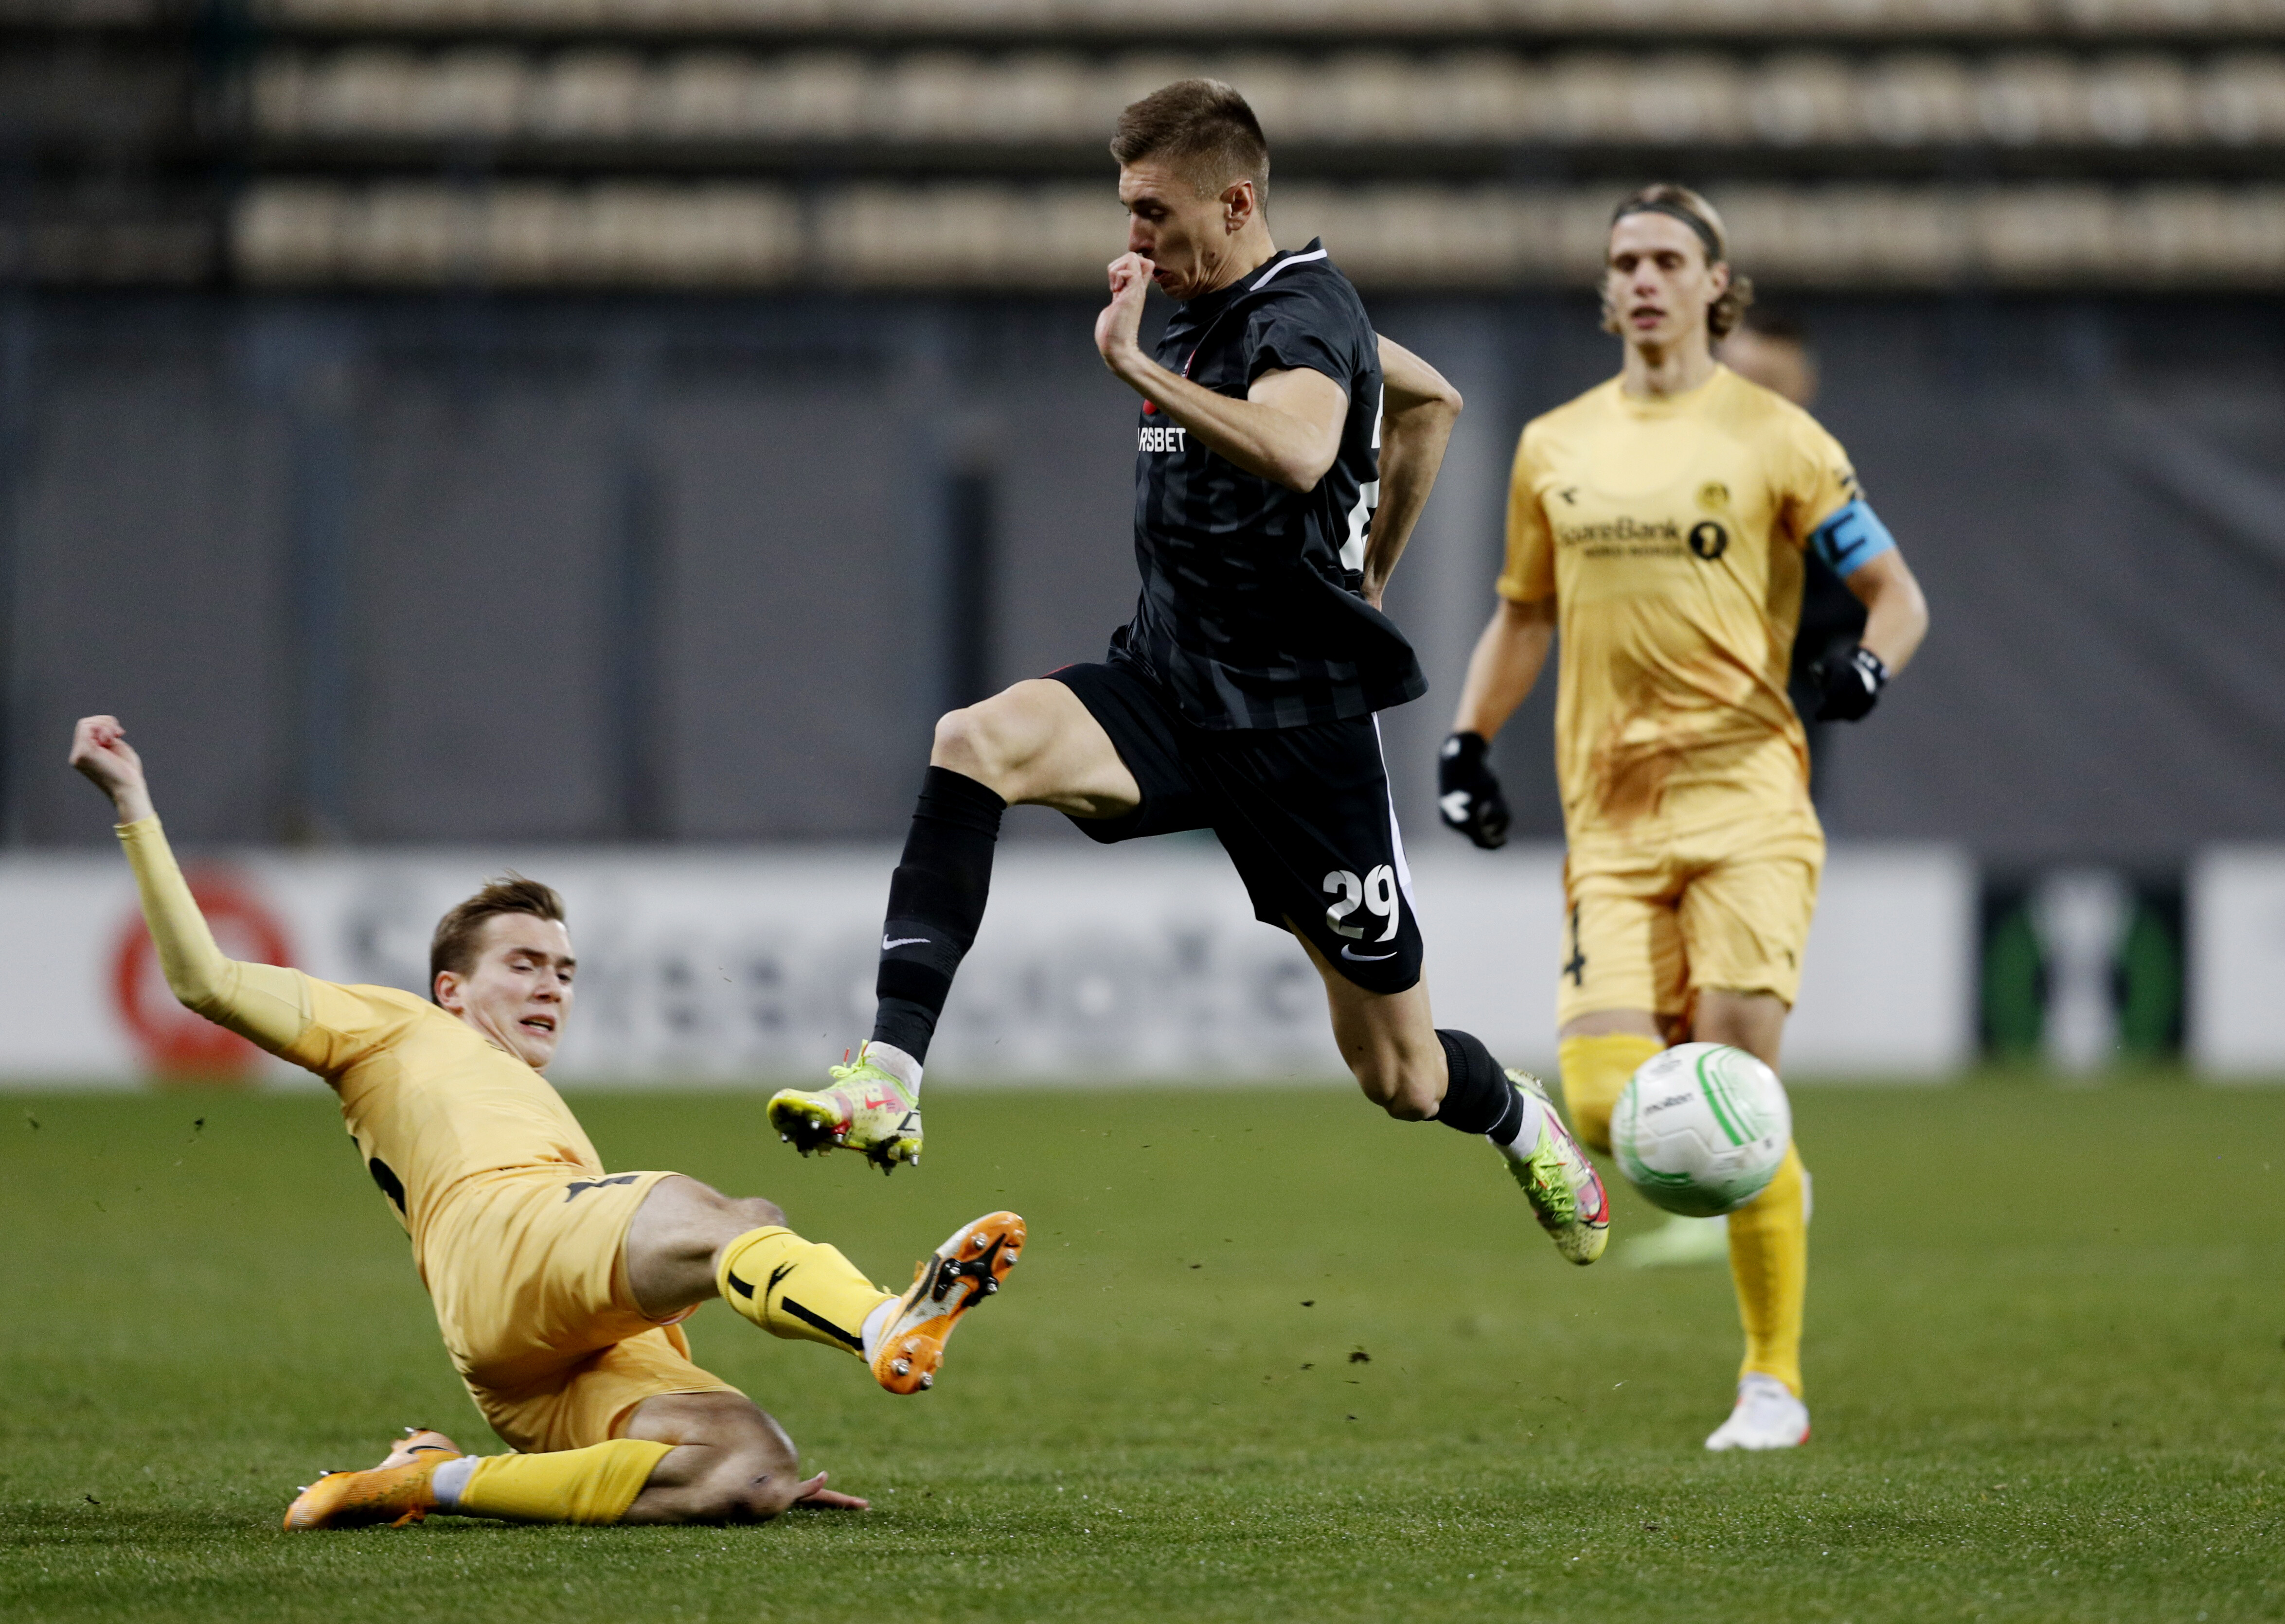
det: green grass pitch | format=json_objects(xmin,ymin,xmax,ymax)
[{"xmin": 2, "ymin": 1078, "xmax": 2280, "ymax": 1623}]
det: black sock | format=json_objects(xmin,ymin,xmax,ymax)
[
  {"xmin": 870, "ymin": 767, "xmax": 1006, "ymax": 1065},
  {"xmin": 1435, "ymin": 1028, "xmax": 1525, "ymax": 1146}
]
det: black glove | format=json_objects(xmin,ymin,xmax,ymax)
[
  {"xmin": 1815, "ymin": 644, "xmax": 1889, "ymax": 722},
  {"xmin": 1437, "ymin": 731, "xmax": 1511, "ymax": 849}
]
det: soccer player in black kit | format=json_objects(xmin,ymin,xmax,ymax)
[{"xmin": 770, "ymin": 79, "xmax": 1608, "ymax": 1265}]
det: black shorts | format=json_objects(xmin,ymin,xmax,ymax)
[{"xmin": 1050, "ymin": 657, "xmax": 1424, "ymax": 995}]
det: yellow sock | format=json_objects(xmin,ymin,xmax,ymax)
[
  {"xmin": 452, "ymin": 1439, "xmax": 672, "ymax": 1525},
  {"xmin": 715, "ymin": 1226, "xmax": 895, "ymax": 1358},
  {"xmin": 1556, "ymin": 1033, "xmax": 1665, "ymax": 1153},
  {"xmin": 1728, "ymin": 1143, "xmax": 1808, "ymax": 1396}
]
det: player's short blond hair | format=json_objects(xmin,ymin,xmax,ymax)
[
  {"xmin": 429, "ymin": 873, "xmax": 566, "ymax": 1001},
  {"xmin": 1602, "ymin": 183, "xmax": 1755, "ymax": 341}
]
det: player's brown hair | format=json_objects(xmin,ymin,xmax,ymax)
[
  {"xmin": 1110, "ymin": 79, "xmax": 1270, "ymax": 203},
  {"xmin": 1602, "ymin": 182, "xmax": 1755, "ymax": 340},
  {"xmin": 428, "ymin": 874, "xmax": 566, "ymax": 1001}
]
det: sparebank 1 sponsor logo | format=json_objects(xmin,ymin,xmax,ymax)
[
  {"xmin": 1139, "ymin": 424, "xmax": 1189, "ymax": 454},
  {"xmin": 1555, "ymin": 516, "xmax": 1680, "ymax": 548},
  {"xmin": 1556, "ymin": 513, "xmax": 1731, "ymax": 562}
]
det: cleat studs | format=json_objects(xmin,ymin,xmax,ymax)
[
  {"xmin": 891, "ymin": 1358, "xmax": 911, "ymax": 1377},
  {"xmin": 919, "ymin": 1373, "xmax": 933, "ymax": 1390}
]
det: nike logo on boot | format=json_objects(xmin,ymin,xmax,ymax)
[{"xmin": 883, "ymin": 936, "xmax": 930, "ymax": 950}]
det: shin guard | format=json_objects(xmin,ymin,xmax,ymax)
[{"xmin": 716, "ymin": 1227, "xmax": 894, "ymax": 1359}]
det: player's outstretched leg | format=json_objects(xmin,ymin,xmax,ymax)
[
  {"xmin": 286, "ymin": 1402, "xmax": 863, "ymax": 1529},
  {"xmin": 768, "ymin": 764, "xmax": 1008, "ymax": 1170},
  {"xmin": 713, "ymin": 1209, "xmax": 1023, "ymax": 1394},
  {"xmin": 286, "ymin": 1435, "xmax": 675, "ymax": 1530},
  {"xmin": 1308, "ymin": 945, "xmax": 1607, "ymax": 1265},
  {"xmin": 286, "ymin": 1187, "xmax": 1035, "ymax": 1533}
]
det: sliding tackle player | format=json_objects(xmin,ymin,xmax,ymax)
[{"xmin": 70, "ymin": 713, "xmax": 1023, "ymax": 1529}]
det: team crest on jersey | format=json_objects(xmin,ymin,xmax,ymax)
[
  {"xmin": 1688, "ymin": 519, "xmax": 1729, "ymax": 561},
  {"xmin": 1696, "ymin": 481, "xmax": 1731, "ymax": 512}
]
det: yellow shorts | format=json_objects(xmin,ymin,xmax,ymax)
[
  {"xmin": 1557, "ymin": 827, "xmax": 1823, "ymax": 1027},
  {"xmin": 418, "ymin": 1168, "xmax": 738, "ymax": 1454}
]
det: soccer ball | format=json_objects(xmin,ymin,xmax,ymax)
[{"xmin": 1610, "ymin": 1042, "xmax": 1791, "ymax": 1218}]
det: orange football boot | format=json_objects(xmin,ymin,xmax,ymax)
[
  {"xmin": 871, "ymin": 1210, "xmax": 1023, "ymax": 1395},
  {"xmin": 283, "ymin": 1427, "xmax": 464, "ymax": 1531},
  {"xmin": 376, "ymin": 1426, "xmax": 462, "ymax": 1470}
]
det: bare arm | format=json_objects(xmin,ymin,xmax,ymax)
[
  {"xmin": 1846, "ymin": 548, "xmax": 1929, "ymax": 675},
  {"xmin": 1452, "ymin": 597, "xmax": 1556, "ymax": 741},
  {"xmin": 1093, "ymin": 252, "xmax": 1347, "ymax": 492},
  {"xmin": 1359, "ymin": 335, "xmax": 1464, "ymax": 609}
]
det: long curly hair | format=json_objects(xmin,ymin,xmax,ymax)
[{"xmin": 1600, "ymin": 183, "xmax": 1754, "ymax": 341}]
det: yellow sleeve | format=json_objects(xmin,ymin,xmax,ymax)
[
  {"xmin": 1778, "ymin": 409, "xmax": 1862, "ymax": 547},
  {"xmin": 1496, "ymin": 425, "xmax": 1555, "ymax": 603},
  {"xmin": 116, "ymin": 817, "xmax": 409, "ymax": 1077}
]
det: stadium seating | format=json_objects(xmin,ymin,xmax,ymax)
[{"xmin": 8, "ymin": 0, "xmax": 2285, "ymax": 286}]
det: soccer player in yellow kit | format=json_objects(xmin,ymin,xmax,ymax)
[
  {"xmin": 1436, "ymin": 186, "xmax": 1929, "ymax": 1449},
  {"xmin": 69, "ymin": 713, "xmax": 1024, "ymax": 1528}
]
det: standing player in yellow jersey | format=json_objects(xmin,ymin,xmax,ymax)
[
  {"xmin": 1435, "ymin": 185, "xmax": 1929, "ymax": 1450},
  {"xmin": 68, "ymin": 713, "xmax": 1024, "ymax": 1529}
]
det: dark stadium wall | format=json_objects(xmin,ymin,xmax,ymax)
[{"xmin": 3, "ymin": 292, "xmax": 2283, "ymax": 864}]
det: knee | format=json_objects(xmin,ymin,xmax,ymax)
[
  {"xmin": 701, "ymin": 1196, "xmax": 785, "ymax": 1282},
  {"xmin": 678, "ymin": 1437, "xmax": 806, "ymax": 1525},
  {"xmin": 726, "ymin": 1445, "xmax": 808, "ymax": 1522},
  {"xmin": 727, "ymin": 1194, "xmax": 785, "ymax": 1233},
  {"xmin": 931, "ymin": 706, "xmax": 1011, "ymax": 782}
]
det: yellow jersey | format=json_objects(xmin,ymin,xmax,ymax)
[
  {"xmin": 117, "ymin": 818, "xmax": 606, "ymax": 1263},
  {"xmin": 1498, "ymin": 365, "xmax": 1858, "ymax": 847}
]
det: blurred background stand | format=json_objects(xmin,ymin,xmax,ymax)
[{"xmin": 3, "ymin": 0, "xmax": 2284, "ymax": 1076}]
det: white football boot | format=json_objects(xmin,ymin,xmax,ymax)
[
  {"xmin": 1623, "ymin": 1213, "xmax": 1731, "ymax": 1269},
  {"xmin": 1704, "ymin": 1374, "xmax": 1811, "ymax": 1451}
]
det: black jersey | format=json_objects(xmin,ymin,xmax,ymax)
[{"xmin": 1110, "ymin": 240, "xmax": 1427, "ymax": 732}]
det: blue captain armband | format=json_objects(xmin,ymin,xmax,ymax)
[{"xmin": 1807, "ymin": 497, "xmax": 1896, "ymax": 577}]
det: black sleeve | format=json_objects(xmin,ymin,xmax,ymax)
[{"xmin": 1243, "ymin": 282, "xmax": 1365, "ymax": 393}]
